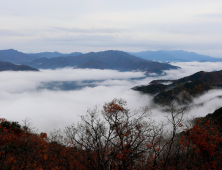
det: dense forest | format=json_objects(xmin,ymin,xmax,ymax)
[{"xmin": 0, "ymin": 99, "xmax": 221, "ymax": 170}]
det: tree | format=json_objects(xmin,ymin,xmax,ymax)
[
  {"xmin": 0, "ymin": 99, "xmax": 221, "ymax": 169},
  {"xmin": 179, "ymin": 119, "xmax": 222, "ymax": 170},
  {"xmin": 65, "ymin": 98, "xmax": 165, "ymax": 170}
]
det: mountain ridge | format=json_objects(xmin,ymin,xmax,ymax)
[
  {"xmin": 28, "ymin": 51, "xmax": 82, "ymax": 59},
  {"xmin": 0, "ymin": 49, "xmax": 40, "ymax": 64},
  {"xmin": 0, "ymin": 49, "xmax": 83, "ymax": 64},
  {"xmin": 132, "ymin": 70, "xmax": 222, "ymax": 105},
  {"xmin": 0, "ymin": 61, "xmax": 39, "ymax": 71},
  {"xmin": 23, "ymin": 50, "xmax": 179, "ymax": 74},
  {"xmin": 129, "ymin": 50, "xmax": 222, "ymax": 62},
  {"xmin": 1, "ymin": 49, "xmax": 222, "ymax": 64}
]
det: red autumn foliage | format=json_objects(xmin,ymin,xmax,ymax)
[
  {"xmin": 0, "ymin": 99, "xmax": 221, "ymax": 169},
  {"xmin": 179, "ymin": 119, "xmax": 222, "ymax": 170}
]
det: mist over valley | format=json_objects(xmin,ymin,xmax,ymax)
[{"xmin": 0, "ymin": 60, "xmax": 221, "ymax": 132}]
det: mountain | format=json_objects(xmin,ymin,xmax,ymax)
[
  {"xmin": 204, "ymin": 107, "xmax": 222, "ymax": 125},
  {"xmin": 1, "ymin": 49, "xmax": 222, "ymax": 65},
  {"xmin": 0, "ymin": 49, "xmax": 41, "ymax": 64},
  {"xmin": 132, "ymin": 70, "xmax": 222, "ymax": 105},
  {"xmin": 191, "ymin": 106, "xmax": 222, "ymax": 130},
  {"xmin": 0, "ymin": 61, "xmax": 38, "ymax": 71},
  {"xmin": 23, "ymin": 50, "xmax": 179, "ymax": 74},
  {"xmin": 0, "ymin": 49, "xmax": 82, "ymax": 64},
  {"xmin": 171, "ymin": 71, "xmax": 222, "ymax": 85},
  {"xmin": 28, "ymin": 52, "xmax": 82, "ymax": 58},
  {"xmin": 129, "ymin": 50, "xmax": 222, "ymax": 62}
]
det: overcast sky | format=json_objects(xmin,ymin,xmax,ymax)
[{"xmin": 1, "ymin": 0, "xmax": 222, "ymax": 56}]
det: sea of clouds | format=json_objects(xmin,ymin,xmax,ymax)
[{"xmin": 0, "ymin": 62, "xmax": 222, "ymax": 132}]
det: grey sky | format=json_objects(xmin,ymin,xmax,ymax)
[{"xmin": 1, "ymin": 0, "xmax": 222, "ymax": 56}]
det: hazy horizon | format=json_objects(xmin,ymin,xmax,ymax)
[{"xmin": 2, "ymin": 48, "xmax": 222, "ymax": 59}]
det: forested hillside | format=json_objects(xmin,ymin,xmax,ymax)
[
  {"xmin": 133, "ymin": 70, "xmax": 222, "ymax": 105},
  {"xmin": 0, "ymin": 99, "xmax": 221, "ymax": 169}
]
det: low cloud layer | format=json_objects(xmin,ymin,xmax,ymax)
[
  {"xmin": 0, "ymin": 68, "xmax": 145, "ymax": 93},
  {"xmin": 0, "ymin": 62, "xmax": 222, "ymax": 132}
]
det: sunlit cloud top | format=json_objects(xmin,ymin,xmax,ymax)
[{"xmin": 1, "ymin": 0, "xmax": 222, "ymax": 56}]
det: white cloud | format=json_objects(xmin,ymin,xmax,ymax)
[
  {"xmin": 0, "ymin": 62, "xmax": 222, "ymax": 132},
  {"xmin": 0, "ymin": 68, "xmax": 145, "ymax": 93},
  {"xmin": 0, "ymin": 85, "xmax": 151, "ymax": 133},
  {"xmin": 0, "ymin": 69, "xmax": 148, "ymax": 132},
  {"xmin": 162, "ymin": 62, "xmax": 222, "ymax": 79}
]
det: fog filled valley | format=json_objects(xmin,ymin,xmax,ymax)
[
  {"xmin": 1, "ymin": 61, "xmax": 222, "ymax": 132},
  {"xmin": 1, "ymin": 58, "xmax": 222, "ymax": 169}
]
